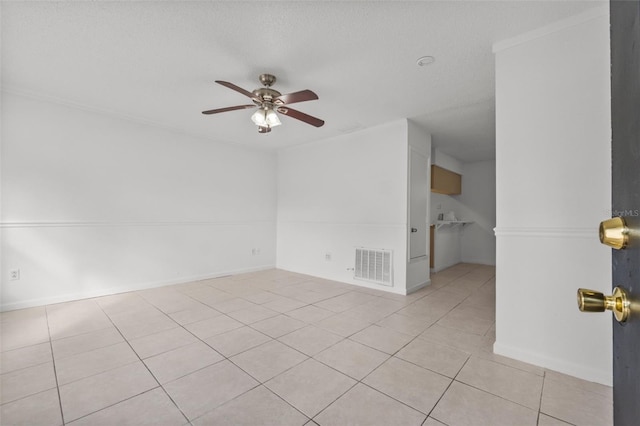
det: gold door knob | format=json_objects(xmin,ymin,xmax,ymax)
[
  {"xmin": 577, "ymin": 287, "xmax": 630, "ymax": 322},
  {"xmin": 599, "ymin": 217, "xmax": 629, "ymax": 249}
]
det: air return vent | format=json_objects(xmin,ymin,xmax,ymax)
[{"xmin": 354, "ymin": 248, "xmax": 393, "ymax": 287}]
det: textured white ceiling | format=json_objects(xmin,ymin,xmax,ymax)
[{"xmin": 1, "ymin": 1, "xmax": 600, "ymax": 162}]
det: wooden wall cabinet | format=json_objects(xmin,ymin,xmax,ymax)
[{"xmin": 431, "ymin": 165, "xmax": 462, "ymax": 195}]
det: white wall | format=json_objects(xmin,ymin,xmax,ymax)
[
  {"xmin": 1, "ymin": 92, "xmax": 277, "ymax": 310},
  {"xmin": 493, "ymin": 7, "xmax": 612, "ymax": 384},
  {"xmin": 277, "ymin": 120, "xmax": 411, "ymax": 294}
]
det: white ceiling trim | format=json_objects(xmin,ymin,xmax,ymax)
[{"xmin": 492, "ymin": 5, "xmax": 608, "ymax": 53}]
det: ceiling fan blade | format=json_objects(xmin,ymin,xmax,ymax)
[
  {"xmin": 277, "ymin": 107, "xmax": 325, "ymax": 127},
  {"xmin": 215, "ymin": 80, "xmax": 259, "ymax": 101},
  {"xmin": 274, "ymin": 89, "xmax": 318, "ymax": 105},
  {"xmin": 201, "ymin": 104, "xmax": 255, "ymax": 115}
]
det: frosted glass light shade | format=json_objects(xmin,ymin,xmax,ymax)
[
  {"xmin": 265, "ymin": 109, "xmax": 281, "ymax": 127},
  {"xmin": 251, "ymin": 108, "xmax": 281, "ymax": 127}
]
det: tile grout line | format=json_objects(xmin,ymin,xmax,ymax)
[
  {"xmin": 44, "ymin": 305, "xmax": 66, "ymax": 426},
  {"xmin": 5, "ymin": 266, "xmax": 512, "ymax": 426},
  {"xmin": 127, "ymin": 282, "xmax": 318, "ymax": 423},
  {"xmin": 215, "ymin": 265, "xmax": 492, "ymax": 422},
  {"xmin": 424, "ymin": 354, "xmax": 473, "ymax": 424},
  {"xmin": 307, "ymin": 269, "xmax": 492, "ymax": 423},
  {"xmin": 537, "ymin": 370, "xmax": 547, "ymax": 425},
  {"xmin": 87, "ymin": 301, "xmax": 192, "ymax": 426}
]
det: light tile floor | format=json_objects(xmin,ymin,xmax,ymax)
[{"xmin": 0, "ymin": 264, "xmax": 613, "ymax": 425}]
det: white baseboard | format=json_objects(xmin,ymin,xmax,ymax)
[
  {"xmin": 0, "ymin": 264, "xmax": 276, "ymax": 312},
  {"xmin": 406, "ymin": 279, "xmax": 431, "ymax": 295},
  {"xmin": 460, "ymin": 258, "xmax": 496, "ymax": 267},
  {"xmin": 493, "ymin": 341, "xmax": 612, "ymax": 386}
]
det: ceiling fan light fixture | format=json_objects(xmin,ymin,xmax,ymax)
[
  {"xmin": 204, "ymin": 74, "xmax": 324, "ymax": 130},
  {"xmin": 251, "ymin": 108, "xmax": 267, "ymax": 126},
  {"xmin": 251, "ymin": 107, "xmax": 281, "ymax": 128},
  {"xmin": 265, "ymin": 109, "xmax": 281, "ymax": 127}
]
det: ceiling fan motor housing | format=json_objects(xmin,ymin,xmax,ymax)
[
  {"xmin": 258, "ymin": 73, "xmax": 277, "ymax": 87},
  {"xmin": 253, "ymin": 87, "xmax": 281, "ymax": 103}
]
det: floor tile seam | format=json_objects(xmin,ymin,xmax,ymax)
[
  {"xmin": 166, "ymin": 312, "xmax": 225, "ymax": 327},
  {"xmin": 537, "ymin": 411, "xmax": 579, "ymax": 426},
  {"xmin": 0, "ymin": 313, "xmax": 48, "ymax": 325},
  {"xmin": 469, "ymin": 352, "xmax": 546, "ymax": 379},
  {"xmin": 62, "ymin": 385, "xmax": 168, "ymax": 425},
  {"xmin": 412, "ymin": 332, "xmax": 477, "ymax": 357},
  {"xmin": 0, "ymin": 336, "xmax": 51, "ymax": 354},
  {"xmin": 236, "ymin": 288, "xmax": 291, "ymax": 305},
  {"xmin": 305, "ymin": 377, "xmax": 362, "ymax": 422},
  {"xmin": 244, "ymin": 317, "xmax": 305, "ymax": 340},
  {"xmin": 422, "ymin": 416, "xmax": 451, "ymax": 426},
  {"xmin": 134, "ymin": 331, "xmax": 215, "ymax": 360},
  {"xmin": 483, "ymin": 320, "xmax": 496, "ymax": 336},
  {"xmin": 188, "ymin": 383, "xmax": 311, "ymax": 425},
  {"xmin": 383, "ymin": 353, "xmax": 455, "ymax": 382},
  {"xmin": 275, "ymin": 329, "xmax": 345, "ymax": 358},
  {"xmin": 392, "ymin": 309, "xmax": 444, "ymax": 323},
  {"xmin": 536, "ymin": 372, "xmax": 548, "ymax": 425},
  {"xmin": 429, "ymin": 320, "xmax": 493, "ymax": 338},
  {"xmin": 425, "ymin": 347, "xmax": 474, "ymax": 423},
  {"xmin": 436, "ymin": 314, "xmax": 495, "ymax": 329},
  {"xmin": 56, "ymin": 357, "xmax": 143, "ymax": 388},
  {"xmin": 44, "ymin": 306, "xmax": 66, "ymax": 425},
  {"xmin": 226, "ymin": 345, "xmax": 310, "ymax": 385},
  {"xmin": 348, "ymin": 304, "xmax": 417, "ymax": 323},
  {"xmin": 312, "ymin": 321, "xmax": 369, "ymax": 339},
  {"xmin": 343, "ymin": 325, "xmax": 416, "ymax": 358},
  {"xmin": 179, "ymin": 381, "xmax": 263, "ymax": 423},
  {"xmin": 352, "ymin": 380, "xmax": 432, "ymax": 419},
  {"xmin": 103, "ymin": 288, "xmax": 240, "ymax": 362},
  {"xmin": 44, "ymin": 298, "xmax": 102, "ymax": 315},
  {"xmin": 311, "ymin": 350, "xmax": 392, "ymax": 382},
  {"xmin": 417, "ymin": 324, "xmax": 486, "ymax": 349},
  {"xmin": 52, "ymin": 339, "xmax": 133, "ymax": 365},
  {"xmin": 140, "ymin": 293, "xmax": 218, "ymax": 315},
  {"xmin": 47, "ymin": 324, "xmax": 121, "ymax": 346},
  {"xmin": 95, "ymin": 302, "xmax": 191, "ymax": 425},
  {"xmin": 0, "ymin": 356, "xmax": 55, "ymax": 377},
  {"xmin": 228, "ymin": 309, "xmax": 282, "ymax": 325},
  {"xmin": 0, "ymin": 385, "xmax": 60, "ymax": 410},
  {"xmin": 203, "ymin": 329, "xmax": 274, "ymax": 358},
  {"xmin": 134, "ymin": 305, "xmax": 241, "ymax": 364},
  {"xmin": 48, "ymin": 322, "xmax": 122, "ymax": 342},
  {"xmin": 202, "ymin": 301, "xmax": 261, "ymax": 315},
  {"xmin": 0, "ymin": 381, "xmax": 59, "ymax": 407},
  {"xmin": 541, "ymin": 374, "xmax": 613, "ymax": 400},
  {"xmin": 451, "ymin": 378, "xmax": 542, "ymax": 413}
]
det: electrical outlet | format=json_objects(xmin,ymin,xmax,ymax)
[
  {"xmin": 325, "ymin": 252, "xmax": 332, "ymax": 261},
  {"xmin": 10, "ymin": 269, "xmax": 20, "ymax": 280}
]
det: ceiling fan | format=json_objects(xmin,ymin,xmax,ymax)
[{"xmin": 202, "ymin": 74, "xmax": 325, "ymax": 133}]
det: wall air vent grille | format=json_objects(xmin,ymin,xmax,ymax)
[{"xmin": 354, "ymin": 248, "xmax": 393, "ymax": 287}]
